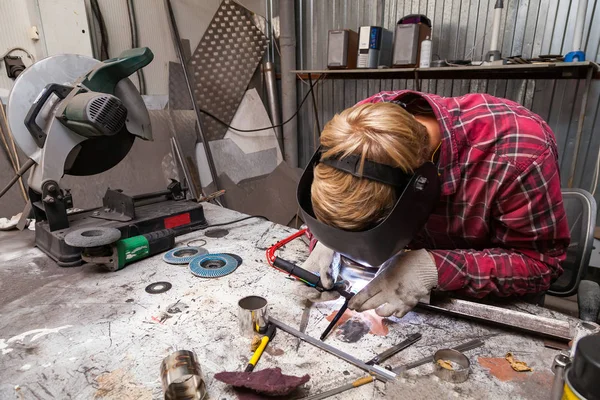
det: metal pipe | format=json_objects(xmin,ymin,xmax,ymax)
[
  {"xmin": 489, "ymin": 0, "xmax": 503, "ymax": 52},
  {"xmin": 164, "ymin": 0, "xmax": 222, "ymax": 200},
  {"xmin": 572, "ymin": 0, "xmax": 587, "ymax": 51},
  {"xmin": 279, "ymin": 0, "xmax": 298, "ymax": 167},
  {"xmin": 170, "ymin": 136, "xmax": 200, "ymax": 200},
  {"xmin": 264, "ymin": 62, "xmax": 283, "ymax": 152},
  {"xmin": 418, "ymin": 296, "xmax": 572, "ymax": 341},
  {"xmin": 269, "ymin": 317, "xmax": 397, "ymax": 382},
  {"xmin": 567, "ymin": 67, "xmax": 593, "ymax": 188}
]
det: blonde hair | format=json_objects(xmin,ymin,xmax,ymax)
[{"xmin": 311, "ymin": 102, "xmax": 430, "ymax": 231}]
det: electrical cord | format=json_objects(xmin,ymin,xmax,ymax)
[
  {"xmin": 126, "ymin": 0, "xmax": 146, "ymax": 95},
  {"xmin": 201, "ymin": 215, "xmax": 269, "ymax": 229},
  {"xmin": 0, "ymin": 47, "xmax": 35, "ymax": 63},
  {"xmin": 90, "ymin": 0, "xmax": 109, "ymax": 61},
  {"xmin": 198, "ymin": 74, "xmax": 324, "ymax": 133}
]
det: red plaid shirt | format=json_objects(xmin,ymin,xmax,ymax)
[{"xmin": 359, "ymin": 91, "xmax": 570, "ymax": 298}]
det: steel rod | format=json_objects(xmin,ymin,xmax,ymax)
[
  {"xmin": 567, "ymin": 67, "xmax": 594, "ymax": 188},
  {"xmin": 308, "ymin": 73, "xmax": 321, "ymax": 134},
  {"xmin": 264, "ymin": 62, "xmax": 283, "ymax": 152},
  {"xmin": 269, "ymin": 317, "xmax": 396, "ymax": 382},
  {"xmin": 164, "ymin": 0, "xmax": 222, "ymax": 202},
  {"xmin": 417, "ymin": 296, "xmax": 572, "ymax": 341}
]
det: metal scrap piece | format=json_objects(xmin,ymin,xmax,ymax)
[{"xmin": 417, "ymin": 295, "xmax": 572, "ymax": 341}]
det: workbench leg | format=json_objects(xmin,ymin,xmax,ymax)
[
  {"xmin": 308, "ymin": 73, "xmax": 322, "ymax": 135},
  {"xmin": 567, "ymin": 67, "xmax": 594, "ymax": 188}
]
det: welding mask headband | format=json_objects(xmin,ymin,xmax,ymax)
[{"xmin": 297, "ymin": 146, "xmax": 441, "ymax": 266}]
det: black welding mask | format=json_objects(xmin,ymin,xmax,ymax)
[{"xmin": 297, "ymin": 146, "xmax": 440, "ymax": 267}]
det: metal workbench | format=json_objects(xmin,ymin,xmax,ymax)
[{"xmin": 0, "ymin": 204, "xmax": 577, "ymax": 399}]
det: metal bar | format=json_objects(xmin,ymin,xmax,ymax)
[
  {"xmin": 417, "ymin": 296, "xmax": 572, "ymax": 341},
  {"xmin": 302, "ymin": 375, "xmax": 374, "ymax": 400},
  {"xmin": 164, "ymin": 0, "xmax": 221, "ymax": 200},
  {"xmin": 366, "ymin": 333, "xmax": 422, "ymax": 366},
  {"xmin": 308, "ymin": 73, "xmax": 321, "ymax": 134},
  {"xmin": 280, "ymin": 0, "xmax": 299, "ymax": 167},
  {"xmin": 171, "ymin": 137, "xmax": 201, "ymax": 200},
  {"xmin": 567, "ymin": 66, "xmax": 594, "ymax": 188},
  {"xmin": 264, "ymin": 62, "xmax": 283, "ymax": 152},
  {"xmin": 269, "ymin": 317, "xmax": 397, "ymax": 382}
]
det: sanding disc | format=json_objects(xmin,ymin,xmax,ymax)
[
  {"xmin": 64, "ymin": 227, "xmax": 121, "ymax": 247},
  {"xmin": 189, "ymin": 253, "xmax": 239, "ymax": 278},
  {"xmin": 162, "ymin": 246, "xmax": 209, "ymax": 265}
]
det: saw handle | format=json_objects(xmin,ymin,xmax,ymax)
[
  {"xmin": 25, "ymin": 83, "xmax": 74, "ymax": 147},
  {"xmin": 83, "ymin": 47, "xmax": 154, "ymax": 94}
]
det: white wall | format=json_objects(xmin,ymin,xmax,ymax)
[{"xmin": 0, "ymin": 0, "xmax": 93, "ymax": 100}]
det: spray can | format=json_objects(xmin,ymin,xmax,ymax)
[
  {"xmin": 562, "ymin": 335, "xmax": 600, "ymax": 399},
  {"xmin": 419, "ymin": 36, "xmax": 432, "ymax": 68}
]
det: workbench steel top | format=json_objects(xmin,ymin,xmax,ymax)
[{"xmin": 0, "ymin": 204, "xmax": 577, "ymax": 400}]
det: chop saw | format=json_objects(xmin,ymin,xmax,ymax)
[{"xmin": 4, "ymin": 48, "xmax": 207, "ymax": 266}]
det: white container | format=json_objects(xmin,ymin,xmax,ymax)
[{"xmin": 419, "ymin": 36, "xmax": 432, "ymax": 68}]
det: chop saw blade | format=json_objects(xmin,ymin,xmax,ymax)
[{"xmin": 6, "ymin": 54, "xmax": 146, "ymax": 176}]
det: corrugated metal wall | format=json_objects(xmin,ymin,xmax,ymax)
[{"xmin": 290, "ymin": 0, "xmax": 600, "ymax": 208}]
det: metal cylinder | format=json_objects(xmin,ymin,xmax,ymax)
[
  {"xmin": 489, "ymin": 6, "xmax": 502, "ymax": 52},
  {"xmin": 551, "ymin": 352, "xmax": 571, "ymax": 400},
  {"xmin": 238, "ymin": 296, "xmax": 269, "ymax": 337},
  {"xmin": 279, "ymin": 0, "xmax": 298, "ymax": 167},
  {"xmin": 572, "ymin": 0, "xmax": 587, "ymax": 51},
  {"xmin": 433, "ymin": 349, "xmax": 471, "ymax": 383},
  {"xmin": 160, "ymin": 350, "xmax": 206, "ymax": 400},
  {"xmin": 571, "ymin": 321, "xmax": 600, "ymax": 357},
  {"xmin": 263, "ymin": 62, "xmax": 283, "ymax": 153}
]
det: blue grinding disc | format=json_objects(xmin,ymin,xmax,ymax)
[
  {"xmin": 163, "ymin": 246, "xmax": 209, "ymax": 265},
  {"xmin": 189, "ymin": 253, "xmax": 239, "ymax": 278}
]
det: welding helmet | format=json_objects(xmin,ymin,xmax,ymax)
[{"xmin": 297, "ymin": 146, "xmax": 440, "ymax": 267}]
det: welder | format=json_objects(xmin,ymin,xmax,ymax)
[{"xmin": 296, "ymin": 90, "xmax": 570, "ymax": 318}]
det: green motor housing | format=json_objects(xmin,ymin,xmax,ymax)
[{"xmin": 116, "ymin": 229, "xmax": 176, "ymax": 270}]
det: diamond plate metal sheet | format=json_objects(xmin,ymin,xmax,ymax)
[
  {"xmin": 189, "ymin": 0, "xmax": 268, "ymax": 141},
  {"xmin": 168, "ymin": 62, "xmax": 193, "ymax": 110}
]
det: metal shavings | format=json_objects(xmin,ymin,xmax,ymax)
[
  {"xmin": 250, "ymin": 335, "xmax": 262, "ymax": 351},
  {"xmin": 437, "ymin": 359, "xmax": 455, "ymax": 370},
  {"xmin": 505, "ymin": 352, "xmax": 533, "ymax": 372}
]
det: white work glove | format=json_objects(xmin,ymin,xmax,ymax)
[
  {"xmin": 348, "ymin": 249, "xmax": 438, "ymax": 318},
  {"xmin": 294, "ymin": 242, "xmax": 343, "ymax": 302}
]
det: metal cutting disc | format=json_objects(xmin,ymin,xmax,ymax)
[
  {"xmin": 163, "ymin": 246, "xmax": 208, "ymax": 265},
  {"xmin": 64, "ymin": 227, "xmax": 121, "ymax": 248},
  {"xmin": 189, "ymin": 253, "xmax": 239, "ymax": 278},
  {"xmin": 6, "ymin": 54, "xmax": 143, "ymax": 176},
  {"xmin": 7, "ymin": 54, "xmax": 100, "ymax": 160}
]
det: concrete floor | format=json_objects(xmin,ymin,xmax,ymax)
[{"xmin": 0, "ymin": 204, "xmax": 579, "ymax": 399}]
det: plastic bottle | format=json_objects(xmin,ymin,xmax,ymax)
[{"xmin": 419, "ymin": 36, "xmax": 432, "ymax": 68}]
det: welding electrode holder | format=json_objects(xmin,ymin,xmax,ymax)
[
  {"xmin": 273, "ymin": 256, "xmax": 353, "ymax": 299},
  {"xmin": 273, "ymin": 256, "xmax": 353, "ymax": 341}
]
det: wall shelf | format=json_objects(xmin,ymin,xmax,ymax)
[{"xmin": 292, "ymin": 61, "xmax": 599, "ymax": 81}]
